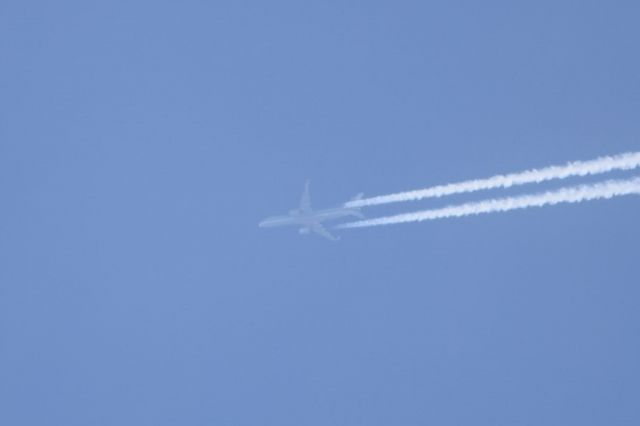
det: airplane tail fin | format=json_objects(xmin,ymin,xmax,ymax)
[{"xmin": 350, "ymin": 192, "xmax": 364, "ymax": 202}]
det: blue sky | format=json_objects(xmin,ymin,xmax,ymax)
[{"xmin": 1, "ymin": 1, "xmax": 639, "ymax": 425}]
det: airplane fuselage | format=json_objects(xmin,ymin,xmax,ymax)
[
  {"xmin": 259, "ymin": 207, "xmax": 362, "ymax": 229},
  {"xmin": 259, "ymin": 181, "xmax": 363, "ymax": 240}
]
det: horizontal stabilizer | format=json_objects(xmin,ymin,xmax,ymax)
[{"xmin": 313, "ymin": 223, "xmax": 340, "ymax": 241}]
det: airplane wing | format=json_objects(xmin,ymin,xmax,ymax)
[
  {"xmin": 312, "ymin": 223, "xmax": 340, "ymax": 241},
  {"xmin": 299, "ymin": 180, "xmax": 312, "ymax": 213}
]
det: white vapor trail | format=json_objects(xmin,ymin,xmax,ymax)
[
  {"xmin": 338, "ymin": 177, "xmax": 640, "ymax": 229},
  {"xmin": 345, "ymin": 152, "xmax": 640, "ymax": 208}
]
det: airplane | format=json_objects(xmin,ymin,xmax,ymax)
[{"xmin": 259, "ymin": 181, "xmax": 364, "ymax": 241}]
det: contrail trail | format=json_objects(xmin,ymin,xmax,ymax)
[
  {"xmin": 338, "ymin": 177, "xmax": 640, "ymax": 229},
  {"xmin": 345, "ymin": 151, "xmax": 640, "ymax": 208}
]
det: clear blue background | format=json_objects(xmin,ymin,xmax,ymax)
[{"xmin": 2, "ymin": 1, "xmax": 639, "ymax": 425}]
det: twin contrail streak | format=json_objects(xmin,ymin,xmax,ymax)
[
  {"xmin": 344, "ymin": 152, "xmax": 640, "ymax": 208},
  {"xmin": 338, "ymin": 177, "xmax": 640, "ymax": 229}
]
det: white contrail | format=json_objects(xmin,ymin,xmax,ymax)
[
  {"xmin": 345, "ymin": 151, "xmax": 640, "ymax": 208},
  {"xmin": 338, "ymin": 177, "xmax": 640, "ymax": 229}
]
